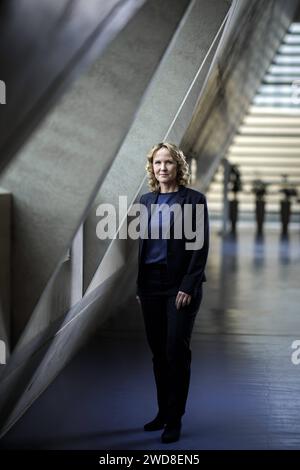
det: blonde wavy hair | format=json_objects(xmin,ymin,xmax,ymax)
[{"xmin": 146, "ymin": 142, "xmax": 190, "ymax": 192}]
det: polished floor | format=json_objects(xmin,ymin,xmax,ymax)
[{"xmin": 1, "ymin": 226, "xmax": 300, "ymax": 450}]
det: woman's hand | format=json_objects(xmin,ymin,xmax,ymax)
[
  {"xmin": 136, "ymin": 295, "xmax": 141, "ymax": 306},
  {"xmin": 175, "ymin": 291, "xmax": 192, "ymax": 310}
]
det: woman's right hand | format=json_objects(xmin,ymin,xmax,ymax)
[
  {"xmin": 175, "ymin": 290, "xmax": 192, "ymax": 310},
  {"xmin": 136, "ymin": 295, "xmax": 141, "ymax": 305}
]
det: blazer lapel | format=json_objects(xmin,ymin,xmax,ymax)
[
  {"xmin": 139, "ymin": 191, "xmax": 157, "ymax": 259},
  {"xmin": 168, "ymin": 185, "xmax": 187, "ymax": 234}
]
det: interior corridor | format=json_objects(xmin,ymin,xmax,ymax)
[{"xmin": 1, "ymin": 225, "xmax": 299, "ymax": 450}]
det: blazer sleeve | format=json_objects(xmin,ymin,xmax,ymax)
[{"xmin": 178, "ymin": 194, "xmax": 209, "ymax": 295}]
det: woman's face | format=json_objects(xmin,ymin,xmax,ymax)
[{"xmin": 152, "ymin": 147, "xmax": 177, "ymax": 186}]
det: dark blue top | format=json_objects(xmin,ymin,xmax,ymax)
[{"xmin": 143, "ymin": 191, "xmax": 178, "ymax": 264}]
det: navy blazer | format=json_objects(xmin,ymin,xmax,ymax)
[{"xmin": 136, "ymin": 185, "xmax": 209, "ymax": 297}]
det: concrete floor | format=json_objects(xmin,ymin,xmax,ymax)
[{"xmin": 1, "ymin": 226, "xmax": 300, "ymax": 450}]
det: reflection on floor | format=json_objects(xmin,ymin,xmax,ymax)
[{"xmin": 1, "ymin": 227, "xmax": 300, "ymax": 450}]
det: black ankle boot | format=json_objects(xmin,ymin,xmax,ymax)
[
  {"xmin": 161, "ymin": 419, "xmax": 181, "ymax": 443},
  {"xmin": 144, "ymin": 413, "xmax": 166, "ymax": 431}
]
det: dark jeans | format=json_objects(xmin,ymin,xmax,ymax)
[{"xmin": 139, "ymin": 264, "xmax": 202, "ymax": 423}]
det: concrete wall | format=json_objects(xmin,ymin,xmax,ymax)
[
  {"xmin": 0, "ymin": 190, "xmax": 11, "ymax": 356},
  {"xmin": 181, "ymin": 0, "xmax": 300, "ymax": 189},
  {"xmin": 83, "ymin": 0, "xmax": 231, "ymax": 293},
  {"xmin": 0, "ymin": 0, "xmax": 230, "ymax": 435},
  {"xmin": 0, "ymin": 0, "xmax": 191, "ymax": 344},
  {"xmin": 0, "ymin": 0, "xmax": 146, "ymax": 172}
]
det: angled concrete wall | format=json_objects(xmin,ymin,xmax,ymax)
[
  {"xmin": 0, "ymin": 0, "xmax": 230, "ymax": 436},
  {"xmin": 0, "ymin": 190, "xmax": 11, "ymax": 356},
  {"xmin": 181, "ymin": 0, "xmax": 300, "ymax": 189},
  {"xmin": 83, "ymin": 0, "xmax": 231, "ymax": 293},
  {"xmin": 0, "ymin": 0, "xmax": 191, "ymax": 344},
  {"xmin": 0, "ymin": 0, "xmax": 146, "ymax": 173}
]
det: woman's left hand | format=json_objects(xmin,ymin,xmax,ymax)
[{"xmin": 175, "ymin": 291, "xmax": 192, "ymax": 310}]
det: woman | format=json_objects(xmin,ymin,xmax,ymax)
[{"xmin": 136, "ymin": 142, "xmax": 209, "ymax": 443}]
